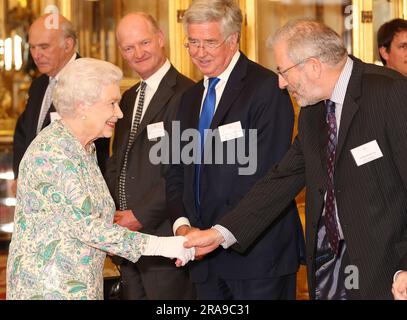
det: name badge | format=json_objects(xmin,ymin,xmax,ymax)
[
  {"xmin": 350, "ymin": 140, "xmax": 383, "ymax": 166},
  {"xmin": 50, "ymin": 112, "xmax": 61, "ymax": 122},
  {"xmin": 218, "ymin": 121, "xmax": 244, "ymax": 142},
  {"xmin": 147, "ymin": 121, "xmax": 166, "ymax": 140}
]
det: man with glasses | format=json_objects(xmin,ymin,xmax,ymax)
[
  {"xmin": 166, "ymin": 0, "xmax": 304, "ymax": 300},
  {"xmin": 184, "ymin": 19, "xmax": 407, "ymax": 300}
]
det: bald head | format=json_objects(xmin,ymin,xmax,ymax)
[
  {"xmin": 29, "ymin": 14, "xmax": 77, "ymax": 77},
  {"xmin": 116, "ymin": 13, "xmax": 166, "ymax": 80},
  {"xmin": 117, "ymin": 13, "xmax": 160, "ymax": 43}
]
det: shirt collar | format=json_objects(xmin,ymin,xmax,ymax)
[
  {"xmin": 330, "ymin": 56, "xmax": 353, "ymax": 105},
  {"xmin": 203, "ymin": 51, "xmax": 241, "ymax": 88},
  {"xmin": 142, "ymin": 59, "xmax": 171, "ymax": 92}
]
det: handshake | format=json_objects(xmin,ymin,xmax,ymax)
[{"xmin": 143, "ymin": 228, "xmax": 225, "ymax": 267}]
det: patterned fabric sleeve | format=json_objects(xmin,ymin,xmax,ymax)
[{"xmin": 26, "ymin": 151, "xmax": 149, "ymax": 263}]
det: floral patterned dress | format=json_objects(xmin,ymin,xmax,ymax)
[{"xmin": 7, "ymin": 120, "xmax": 148, "ymax": 300}]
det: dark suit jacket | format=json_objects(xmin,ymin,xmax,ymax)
[
  {"xmin": 13, "ymin": 54, "xmax": 110, "ymax": 178},
  {"xmin": 166, "ymin": 53, "xmax": 305, "ymax": 282},
  {"xmin": 219, "ymin": 56, "xmax": 407, "ymax": 299},
  {"xmin": 105, "ymin": 65, "xmax": 194, "ymax": 267}
]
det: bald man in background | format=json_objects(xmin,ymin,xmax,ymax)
[{"xmin": 105, "ymin": 13, "xmax": 195, "ymax": 300}]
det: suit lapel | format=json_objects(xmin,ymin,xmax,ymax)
[
  {"xmin": 210, "ymin": 53, "xmax": 247, "ymax": 130},
  {"xmin": 317, "ymin": 101, "xmax": 328, "ymax": 174},
  {"xmin": 335, "ymin": 57, "xmax": 363, "ymax": 165},
  {"xmin": 116, "ymin": 85, "xmax": 139, "ymax": 162},
  {"xmin": 134, "ymin": 66, "xmax": 178, "ymax": 141}
]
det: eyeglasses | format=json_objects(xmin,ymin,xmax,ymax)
[
  {"xmin": 277, "ymin": 57, "xmax": 315, "ymax": 79},
  {"xmin": 184, "ymin": 36, "xmax": 229, "ymax": 51}
]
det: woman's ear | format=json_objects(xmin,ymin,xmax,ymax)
[{"xmin": 77, "ymin": 101, "xmax": 87, "ymax": 119}]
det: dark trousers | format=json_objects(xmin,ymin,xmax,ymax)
[
  {"xmin": 195, "ymin": 271, "xmax": 297, "ymax": 300},
  {"xmin": 120, "ymin": 259, "xmax": 196, "ymax": 300}
]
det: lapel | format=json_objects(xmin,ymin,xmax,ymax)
[
  {"xmin": 210, "ymin": 52, "xmax": 247, "ymax": 130},
  {"xmin": 317, "ymin": 101, "xmax": 328, "ymax": 174},
  {"xmin": 190, "ymin": 82, "xmax": 205, "ymax": 129},
  {"xmin": 335, "ymin": 56, "xmax": 363, "ymax": 165},
  {"xmin": 31, "ymin": 75, "xmax": 49, "ymax": 136},
  {"xmin": 118, "ymin": 85, "xmax": 139, "ymax": 157},
  {"xmin": 133, "ymin": 65, "xmax": 178, "ymax": 142}
]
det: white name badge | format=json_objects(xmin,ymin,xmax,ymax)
[
  {"xmin": 50, "ymin": 112, "xmax": 61, "ymax": 122},
  {"xmin": 350, "ymin": 140, "xmax": 383, "ymax": 167},
  {"xmin": 218, "ymin": 121, "xmax": 244, "ymax": 142},
  {"xmin": 147, "ymin": 121, "xmax": 166, "ymax": 140}
]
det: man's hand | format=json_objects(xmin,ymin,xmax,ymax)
[
  {"xmin": 175, "ymin": 224, "xmax": 196, "ymax": 236},
  {"xmin": 184, "ymin": 228, "xmax": 224, "ymax": 256},
  {"xmin": 175, "ymin": 225, "xmax": 204, "ymax": 260},
  {"xmin": 392, "ymin": 271, "xmax": 407, "ymax": 300},
  {"xmin": 113, "ymin": 210, "xmax": 143, "ymax": 231}
]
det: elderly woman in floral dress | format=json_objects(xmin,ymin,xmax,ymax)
[{"xmin": 6, "ymin": 58, "xmax": 194, "ymax": 300}]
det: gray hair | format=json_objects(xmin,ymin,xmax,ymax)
[
  {"xmin": 53, "ymin": 58, "xmax": 123, "ymax": 117},
  {"xmin": 60, "ymin": 18, "xmax": 77, "ymax": 46},
  {"xmin": 183, "ymin": 0, "xmax": 242, "ymax": 39},
  {"xmin": 269, "ymin": 19, "xmax": 347, "ymax": 66}
]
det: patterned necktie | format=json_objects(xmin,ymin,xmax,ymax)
[
  {"xmin": 37, "ymin": 77, "xmax": 57, "ymax": 134},
  {"xmin": 118, "ymin": 81, "xmax": 147, "ymax": 210},
  {"xmin": 195, "ymin": 77, "xmax": 220, "ymax": 208},
  {"xmin": 325, "ymin": 99, "xmax": 341, "ymax": 255}
]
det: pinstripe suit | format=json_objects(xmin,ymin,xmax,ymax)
[{"xmin": 219, "ymin": 56, "xmax": 407, "ymax": 299}]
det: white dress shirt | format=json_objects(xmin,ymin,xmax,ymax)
[{"xmin": 131, "ymin": 59, "xmax": 171, "ymax": 130}]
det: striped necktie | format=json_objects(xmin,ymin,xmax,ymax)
[{"xmin": 118, "ymin": 81, "xmax": 147, "ymax": 210}]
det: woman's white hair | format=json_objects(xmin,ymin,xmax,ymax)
[{"xmin": 53, "ymin": 58, "xmax": 123, "ymax": 117}]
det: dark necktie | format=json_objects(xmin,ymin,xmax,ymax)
[
  {"xmin": 325, "ymin": 99, "xmax": 341, "ymax": 255},
  {"xmin": 195, "ymin": 77, "xmax": 220, "ymax": 208},
  {"xmin": 118, "ymin": 81, "xmax": 147, "ymax": 210}
]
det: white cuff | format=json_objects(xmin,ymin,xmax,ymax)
[
  {"xmin": 212, "ymin": 225, "xmax": 237, "ymax": 249},
  {"xmin": 173, "ymin": 217, "xmax": 191, "ymax": 235}
]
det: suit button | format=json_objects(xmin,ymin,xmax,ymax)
[
  {"xmin": 318, "ymin": 188, "xmax": 324, "ymax": 195},
  {"xmin": 130, "ymin": 176, "xmax": 135, "ymax": 180},
  {"xmin": 337, "ymin": 189, "xmax": 341, "ymax": 194}
]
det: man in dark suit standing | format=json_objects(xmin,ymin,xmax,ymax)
[
  {"xmin": 13, "ymin": 14, "xmax": 110, "ymax": 184},
  {"xmin": 166, "ymin": 0, "xmax": 304, "ymax": 300},
  {"xmin": 104, "ymin": 13, "xmax": 195, "ymax": 300},
  {"xmin": 184, "ymin": 19, "xmax": 407, "ymax": 300}
]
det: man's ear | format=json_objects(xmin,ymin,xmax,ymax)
[
  {"xmin": 379, "ymin": 46, "xmax": 390, "ymax": 64},
  {"xmin": 309, "ymin": 57, "xmax": 322, "ymax": 79},
  {"xmin": 64, "ymin": 37, "xmax": 75, "ymax": 52},
  {"xmin": 157, "ymin": 30, "xmax": 165, "ymax": 48}
]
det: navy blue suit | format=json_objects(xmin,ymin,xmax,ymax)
[{"xmin": 166, "ymin": 53, "xmax": 305, "ymax": 299}]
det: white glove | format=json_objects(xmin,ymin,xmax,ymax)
[{"xmin": 143, "ymin": 235, "xmax": 195, "ymax": 266}]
